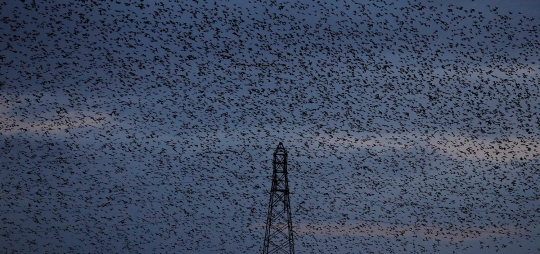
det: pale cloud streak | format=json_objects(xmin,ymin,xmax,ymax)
[
  {"xmin": 0, "ymin": 110, "xmax": 113, "ymax": 135},
  {"xmin": 313, "ymin": 131, "xmax": 539, "ymax": 162}
]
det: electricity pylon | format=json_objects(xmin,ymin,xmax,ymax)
[{"xmin": 262, "ymin": 142, "xmax": 295, "ymax": 254}]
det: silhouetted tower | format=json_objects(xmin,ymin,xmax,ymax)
[{"xmin": 262, "ymin": 142, "xmax": 295, "ymax": 254}]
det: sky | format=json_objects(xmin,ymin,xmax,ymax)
[{"xmin": 1, "ymin": 0, "xmax": 539, "ymax": 253}]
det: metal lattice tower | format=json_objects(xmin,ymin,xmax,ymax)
[{"xmin": 262, "ymin": 142, "xmax": 295, "ymax": 254}]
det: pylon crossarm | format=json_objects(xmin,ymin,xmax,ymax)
[{"xmin": 268, "ymin": 225, "xmax": 288, "ymax": 236}]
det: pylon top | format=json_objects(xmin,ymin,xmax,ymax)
[{"xmin": 275, "ymin": 142, "xmax": 287, "ymax": 155}]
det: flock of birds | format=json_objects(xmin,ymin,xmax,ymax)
[{"xmin": 1, "ymin": 0, "xmax": 539, "ymax": 253}]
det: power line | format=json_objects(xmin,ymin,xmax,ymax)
[
  {"xmin": 1, "ymin": 211, "xmax": 260, "ymax": 236},
  {"xmin": 0, "ymin": 190, "xmax": 268, "ymax": 214},
  {"xmin": 3, "ymin": 188, "xmax": 536, "ymax": 219},
  {"xmin": 1, "ymin": 174, "xmax": 271, "ymax": 198},
  {"xmin": 289, "ymin": 214, "xmax": 540, "ymax": 238},
  {"xmin": 4, "ymin": 170, "xmax": 536, "ymax": 200},
  {"xmin": 292, "ymin": 192, "xmax": 540, "ymax": 218}
]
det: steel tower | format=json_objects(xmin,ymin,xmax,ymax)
[{"xmin": 262, "ymin": 142, "xmax": 295, "ymax": 254}]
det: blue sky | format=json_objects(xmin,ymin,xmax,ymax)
[{"xmin": 1, "ymin": 0, "xmax": 539, "ymax": 253}]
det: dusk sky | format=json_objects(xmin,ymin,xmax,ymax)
[{"xmin": 1, "ymin": 0, "xmax": 539, "ymax": 253}]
